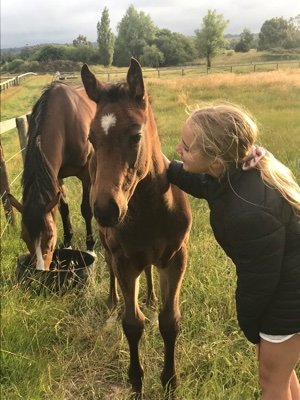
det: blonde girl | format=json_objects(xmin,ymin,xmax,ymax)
[{"xmin": 165, "ymin": 104, "xmax": 300, "ymax": 400}]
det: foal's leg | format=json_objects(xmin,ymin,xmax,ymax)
[
  {"xmin": 158, "ymin": 245, "xmax": 187, "ymax": 398},
  {"xmin": 114, "ymin": 259, "xmax": 145, "ymax": 399},
  {"xmin": 100, "ymin": 232, "xmax": 119, "ymax": 308},
  {"xmin": 80, "ymin": 172, "xmax": 95, "ymax": 252},
  {"xmin": 144, "ymin": 265, "xmax": 157, "ymax": 307},
  {"xmin": 58, "ymin": 180, "xmax": 73, "ymax": 247}
]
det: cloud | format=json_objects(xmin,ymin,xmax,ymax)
[{"xmin": 1, "ymin": 0, "xmax": 299, "ymax": 48}]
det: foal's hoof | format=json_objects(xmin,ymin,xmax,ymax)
[
  {"xmin": 131, "ymin": 392, "xmax": 143, "ymax": 400},
  {"xmin": 161, "ymin": 373, "xmax": 177, "ymax": 399}
]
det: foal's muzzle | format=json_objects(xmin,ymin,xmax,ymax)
[{"xmin": 93, "ymin": 199, "xmax": 121, "ymax": 227}]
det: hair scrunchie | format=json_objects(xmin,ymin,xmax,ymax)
[{"xmin": 242, "ymin": 145, "xmax": 267, "ymax": 171}]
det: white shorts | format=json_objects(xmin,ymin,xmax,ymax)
[{"xmin": 259, "ymin": 332, "xmax": 300, "ymax": 343}]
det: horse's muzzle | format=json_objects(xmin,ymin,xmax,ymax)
[{"xmin": 93, "ymin": 200, "xmax": 121, "ymax": 227}]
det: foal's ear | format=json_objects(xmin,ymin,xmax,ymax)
[
  {"xmin": 127, "ymin": 58, "xmax": 145, "ymax": 102},
  {"xmin": 7, "ymin": 193, "xmax": 23, "ymax": 213},
  {"xmin": 81, "ymin": 64, "xmax": 104, "ymax": 103}
]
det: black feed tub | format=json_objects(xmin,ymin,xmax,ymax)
[{"xmin": 16, "ymin": 248, "xmax": 95, "ymax": 294}]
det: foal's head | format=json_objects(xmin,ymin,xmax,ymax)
[{"xmin": 81, "ymin": 59, "xmax": 153, "ymax": 227}]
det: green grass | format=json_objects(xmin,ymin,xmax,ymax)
[
  {"xmin": 0, "ymin": 75, "xmax": 53, "ymax": 121},
  {"xmin": 1, "ymin": 68, "xmax": 300, "ymax": 400}
]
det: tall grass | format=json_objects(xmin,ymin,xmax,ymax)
[{"xmin": 1, "ymin": 68, "xmax": 299, "ymax": 400}]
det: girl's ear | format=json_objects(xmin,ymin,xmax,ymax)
[
  {"xmin": 210, "ymin": 157, "xmax": 226, "ymax": 177},
  {"xmin": 212, "ymin": 157, "xmax": 224, "ymax": 167}
]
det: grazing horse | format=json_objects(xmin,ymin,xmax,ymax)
[
  {"xmin": 81, "ymin": 59, "xmax": 192, "ymax": 399},
  {"xmin": 8, "ymin": 82, "xmax": 96, "ymax": 270}
]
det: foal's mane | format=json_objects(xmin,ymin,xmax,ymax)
[
  {"xmin": 101, "ymin": 80, "xmax": 149, "ymax": 104},
  {"xmin": 104, "ymin": 81, "xmax": 130, "ymax": 101},
  {"xmin": 22, "ymin": 82, "xmax": 61, "ymax": 239}
]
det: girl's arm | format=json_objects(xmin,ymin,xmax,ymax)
[
  {"xmin": 227, "ymin": 210, "xmax": 285, "ymax": 344},
  {"xmin": 167, "ymin": 160, "xmax": 209, "ymax": 199}
]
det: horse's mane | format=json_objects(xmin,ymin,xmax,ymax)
[{"xmin": 22, "ymin": 83, "xmax": 60, "ymax": 239}]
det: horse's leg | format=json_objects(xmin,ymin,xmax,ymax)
[
  {"xmin": 144, "ymin": 265, "xmax": 157, "ymax": 307},
  {"xmin": 80, "ymin": 172, "xmax": 95, "ymax": 252},
  {"xmin": 158, "ymin": 245, "xmax": 187, "ymax": 398},
  {"xmin": 58, "ymin": 179, "xmax": 73, "ymax": 247},
  {"xmin": 114, "ymin": 258, "xmax": 145, "ymax": 399}
]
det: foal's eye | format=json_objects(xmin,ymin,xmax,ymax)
[{"xmin": 129, "ymin": 134, "xmax": 142, "ymax": 146}]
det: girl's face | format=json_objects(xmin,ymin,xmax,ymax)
[{"xmin": 176, "ymin": 122, "xmax": 223, "ymax": 177}]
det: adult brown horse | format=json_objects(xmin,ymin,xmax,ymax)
[
  {"xmin": 8, "ymin": 82, "xmax": 96, "ymax": 270},
  {"xmin": 81, "ymin": 59, "xmax": 192, "ymax": 399}
]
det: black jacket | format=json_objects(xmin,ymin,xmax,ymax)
[{"xmin": 168, "ymin": 160, "xmax": 300, "ymax": 344}]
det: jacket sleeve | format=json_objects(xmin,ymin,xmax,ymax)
[
  {"xmin": 226, "ymin": 210, "xmax": 286, "ymax": 344},
  {"xmin": 167, "ymin": 160, "xmax": 208, "ymax": 199}
]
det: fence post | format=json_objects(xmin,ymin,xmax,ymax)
[
  {"xmin": 16, "ymin": 116, "xmax": 28, "ymax": 165},
  {"xmin": 0, "ymin": 142, "xmax": 15, "ymax": 225}
]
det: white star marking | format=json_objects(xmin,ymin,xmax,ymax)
[{"xmin": 101, "ymin": 113, "xmax": 117, "ymax": 135}]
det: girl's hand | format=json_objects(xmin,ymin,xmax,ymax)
[{"xmin": 162, "ymin": 153, "xmax": 171, "ymax": 168}]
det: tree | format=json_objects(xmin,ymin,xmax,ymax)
[
  {"xmin": 286, "ymin": 15, "xmax": 300, "ymax": 48},
  {"xmin": 195, "ymin": 10, "xmax": 229, "ymax": 67},
  {"xmin": 68, "ymin": 46, "xmax": 100, "ymax": 63},
  {"xmin": 73, "ymin": 35, "xmax": 91, "ymax": 47},
  {"xmin": 97, "ymin": 7, "xmax": 115, "ymax": 67},
  {"xmin": 235, "ymin": 28, "xmax": 254, "ymax": 52},
  {"xmin": 35, "ymin": 45, "xmax": 66, "ymax": 62},
  {"xmin": 113, "ymin": 5, "xmax": 157, "ymax": 66},
  {"xmin": 140, "ymin": 45, "xmax": 164, "ymax": 67},
  {"xmin": 289, "ymin": 14, "xmax": 300, "ymax": 30},
  {"xmin": 154, "ymin": 29, "xmax": 197, "ymax": 66},
  {"xmin": 258, "ymin": 17, "xmax": 293, "ymax": 50}
]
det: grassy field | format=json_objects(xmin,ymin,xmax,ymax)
[{"xmin": 1, "ymin": 68, "xmax": 300, "ymax": 400}]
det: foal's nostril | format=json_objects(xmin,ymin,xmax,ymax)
[{"xmin": 93, "ymin": 200, "xmax": 120, "ymax": 227}]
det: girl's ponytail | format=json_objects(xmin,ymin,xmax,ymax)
[{"xmin": 258, "ymin": 153, "xmax": 300, "ymax": 216}]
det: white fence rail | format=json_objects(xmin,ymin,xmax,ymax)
[{"xmin": 0, "ymin": 72, "xmax": 37, "ymax": 92}]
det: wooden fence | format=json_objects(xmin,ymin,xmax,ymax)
[
  {"xmin": 0, "ymin": 114, "xmax": 30, "ymax": 230},
  {"xmin": 0, "ymin": 72, "xmax": 37, "ymax": 92},
  {"xmin": 57, "ymin": 60, "xmax": 300, "ymax": 81}
]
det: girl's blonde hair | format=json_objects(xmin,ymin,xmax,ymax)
[{"xmin": 187, "ymin": 103, "xmax": 300, "ymax": 215}]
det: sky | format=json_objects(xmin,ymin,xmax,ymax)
[{"xmin": 1, "ymin": 0, "xmax": 299, "ymax": 49}]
